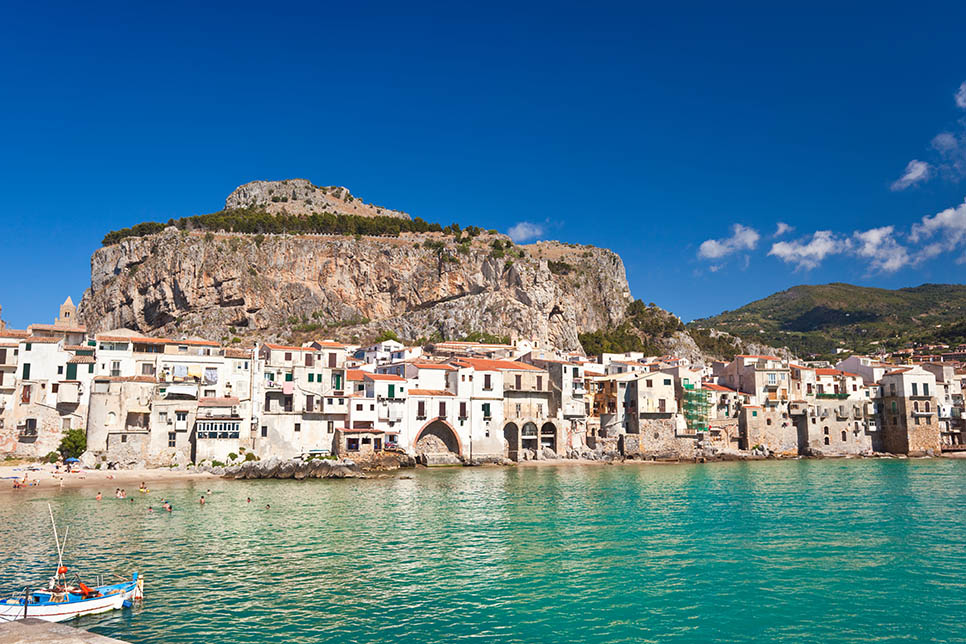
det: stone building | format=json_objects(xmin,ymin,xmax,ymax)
[{"xmin": 877, "ymin": 366, "xmax": 942, "ymax": 455}]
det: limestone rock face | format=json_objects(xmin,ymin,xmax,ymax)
[
  {"xmin": 224, "ymin": 179, "xmax": 410, "ymax": 220},
  {"xmin": 79, "ymin": 228, "xmax": 632, "ymax": 351}
]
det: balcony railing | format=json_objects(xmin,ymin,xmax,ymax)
[{"xmin": 817, "ymin": 393, "xmax": 849, "ymax": 400}]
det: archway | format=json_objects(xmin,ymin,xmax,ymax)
[
  {"xmin": 503, "ymin": 422, "xmax": 519, "ymax": 460},
  {"xmin": 415, "ymin": 419, "xmax": 461, "ymax": 457},
  {"xmin": 540, "ymin": 422, "xmax": 558, "ymax": 454},
  {"xmin": 521, "ymin": 422, "xmax": 538, "ymax": 454}
]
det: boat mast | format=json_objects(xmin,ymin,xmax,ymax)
[{"xmin": 47, "ymin": 503, "xmax": 66, "ymax": 579}]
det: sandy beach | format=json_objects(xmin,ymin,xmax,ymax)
[{"xmin": 0, "ymin": 461, "xmax": 218, "ymax": 496}]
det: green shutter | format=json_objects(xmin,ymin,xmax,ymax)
[
  {"xmin": 22, "ymin": 364, "xmax": 30, "ymax": 379},
  {"xmin": 334, "ymin": 374, "xmax": 343, "ymax": 390},
  {"xmin": 285, "ymin": 373, "xmax": 293, "ymax": 382},
  {"xmin": 88, "ymin": 364, "xmax": 94, "ymax": 374},
  {"xmin": 388, "ymin": 384, "xmax": 395, "ymax": 398},
  {"xmin": 308, "ymin": 373, "xmax": 314, "ymax": 383},
  {"xmin": 66, "ymin": 363, "xmax": 77, "ymax": 380}
]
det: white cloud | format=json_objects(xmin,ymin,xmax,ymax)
[
  {"xmin": 890, "ymin": 159, "xmax": 930, "ymax": 191},
  {"xmin": 932, "ymin": 132, "xmax": 959, "ymax": 153},
  {"xmin": 851, "ymin": 226, "xmax": 910, "ymax": 272},
  {"xmin": 697, "ymin": 224, "xmax": 759, "ymax": 260},
  {"xmin": 768, "ymin": 230, "xmax": 849, "ymax": 270},
  {"xmin": 507, "ymin": 221, "xmax": 543, "ymax": 242},
  {"xmin": 956, "ymin": 81, "xmax": 966, "ymax": 109},
  {"xmin": 909, "ymin": 199, "xmax": 966, "ymax": 253},
  {"xmin": 774, "ymin": 222, "xmax": 794, "ymax": 237}
]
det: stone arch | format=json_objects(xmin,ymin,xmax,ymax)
[
  {"xmin": 520, "ymin": 421, "xmax": 539, "ymax": 454},
  {"xmin": 503, "ymin": 422, "xmax": 519, "ymax": 460},
  {"xmin": 540, "ymin": 421, "xmax": 558, "ymax": 454},
  {"xmin": 414, "ymin": 419, "xmax": 462, "ymax": 456}
]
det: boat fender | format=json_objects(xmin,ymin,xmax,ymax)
[
  {"xmin": 57, "ymin": 566, "xmax": 68, "ymax": 575},
  {"xmin": 123, "ymin": 600, "xmax": 133, "ymax": 608}
]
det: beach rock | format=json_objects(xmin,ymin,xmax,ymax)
[
  {"xmin": 222, "ymin": 457, "xmax": 365, "ymax": 480},
  {"xmin": 541, "ymin": 447, "xmax": 558, "ymax": 460},
  {"xmin": 78, "ymin": 451, "xmax": 97, "ymax": 469},
  {"xmin": 418, "ymin": 452, "xmax": 461, "ymax": 467}
]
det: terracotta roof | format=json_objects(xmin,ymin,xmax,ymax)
[
  {"xmin": 737, "ymin": 355, "xmax": 784, "ymax": 361},
  {"xmin": 97, "ymin": 335, "xmax": 165, "ymax": 344},
  {"xmin": 224, "ymin": 348, "xmax": 253, "ymax": 359},
  {"xmin": 93, "ymin": 376, "xmax": 158, "ymax": 383},
  {"xmin": 24, "ymin": 337, "xmax": 61, "ymax": 344},
  {"xmin": 407, "ymin": 389, "xmax": 455, "ymax": 396},
  {"xmin": 340, "ymin": 427, "xmax": 386, "ymax": 434},
  {"xmin": 884, "ymin": 368, "xmax": 913, "ymax": 376},
  {"xmin": 263, "ymin": 343, "xmax": 312, "ymax": 352},
  {"xmin": 0, "ymin": 329, "xmax": 29, "ymax": 338},
  {"xmin": 28, "ymin": 323, "xmax": 87, "ymax": 333},
  {"xmin": 64, "ymin": 345, "xmax": 92, "ymax": 351},
  {"xmin": 199, "ymin": 397, "xmax": 240, "ymax": 407},
  {"xmin": 410, "ymin": 361, "xmax": 456, "ymax": 371},
  {"xmin": 0, "ymin": 342, "xmax": 19, "ymax": 348},
  {"xmin": 346, "ymin": 369, "xmax": 368, "ymax": 381},
  {"xmin": 703, "ymin": 383, "xmax": 739, "ymax": 393},
  {"xmin": 364, "ymin": 373, "xmax": 406, "ymax": 382},
  {"xmin": 67, "ymin": 355, "xmax": 96, "ymax": 364},
  {"xmin": 311, "ymin": 340, "xmax": 348, "ymax": 349},
  {"xmin": 451, "ymin": 357, "xmax": 544, "ymax": 372}
]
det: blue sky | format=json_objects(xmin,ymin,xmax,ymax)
[{"xmin": 3, "ymin": 1, "xmax": 966, "ymax": 330}]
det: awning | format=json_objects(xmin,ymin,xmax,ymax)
[{"xmin": 165, "ymin": 384, "xmax": 198, "ymax": 398}]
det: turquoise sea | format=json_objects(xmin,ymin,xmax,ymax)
[{"xmin": 2, "ymin": 460, "xmax": 965, "ymax": 643}]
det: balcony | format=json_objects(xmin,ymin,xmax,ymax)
[{"xmin": 817, "ymin": 393, "xmax": 849, "ymax": 400}]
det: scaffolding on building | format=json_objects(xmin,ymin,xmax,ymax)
[{"xmin": 683, "ymin": 383, "xmax": 711, "ymax": 433}]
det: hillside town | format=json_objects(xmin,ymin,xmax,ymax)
[{"xmin": 1, "ymin": 298, "xmax": 964, "ymax": 470}]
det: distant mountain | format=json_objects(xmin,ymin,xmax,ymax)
[{"xmin": 689, "ymin": 283, "xmax": 966, "ymax": 357}]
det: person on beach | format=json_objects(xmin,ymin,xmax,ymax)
[
  {"xmin": 265, "ymin": 504, "xmax": 270, "ymax": 510},
  {"xmin": 139, "ymin": 482, "xmax": 147, "ymax": 493},
  {"xmin": 120, "ymin": 489, "xmax": 126, "ymax": 498},
  {"xmin": 247, "ymin": 497, "xmax": 252, "ymax": 503},
  {"xmin": 165, "ymin": 503, "xmax": 172, "ymax": 512},
  {"xmin": 96, "ymin": 492, "xmax": 102, "ymax": 500},
  {"xmin": 115, "ymin": 488, "xmax": 121, "ymax": 498},
  {"xmin": 200, "ymin": 495, "xmax": 206, "ymax": 505},
  {"xmin": 147, "ymin": 506, "xmax": 153, "ymax": 512}
]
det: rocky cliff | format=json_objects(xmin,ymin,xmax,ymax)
[
  {"xmin": 225, "ymin": 179, "xmax": 410, "ymax": 220},
  {"xmin": 79, "ymin": 228, "xmax": 632, "ymax": 350}
]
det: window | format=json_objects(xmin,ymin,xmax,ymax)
[
  {"xmin": 159, "ymin": 412, "xmax": 168, "ymax": 424},
  {"xmin": 261, "ymin": 426, "xmax": 268, "ymax": 437},
  {"xmin": 439, "ymin": 402, "xmax": 446, "ymax": 417},
  {"xmin": 417, "ymin": 401, "xmax": 426, "ymax": 418},
  {"xmin": 328, "ymin": 421, "xmax": 334, "ymax": 433},
  {"xmin": 57, "ymin": 366, "xmax": 63, "ymax": 375},
  {"xmin": 294, "ymin": 423, "xmax": 301, "ymax": 433},
  {"xmin": 306, "ymin": 396, "xmax": 313, "ymax": 412},
  {"xmin": 890, "ymin": 383, "xmax": 896, "ymax": 396},
  {"xmin": 305, "ymin": 354, "xmax": 314, "ymax": 367},
  {"xmin": 308, "ymin": 373, "xmax": 315, "ymax": 383},
  {"xmin": 285, "ymin": 352, "xmax": 292, "ymax": 361},
  {"xmin": 484, "ymin": 374, "xmax": 492, "ymax": 390},
  {"xmin": 482, "ymin": 403, "xmax": 491, "ymax": 419},
  {"xmin": 824, "ymin": 436, "xmax": 830, "ymax": 446},
  {"xmin": 912, "ymin": 383, "xmax": 918, "ymax": 396},
  {"xmin": 176, "ymin": 411, "xmax": 187, "ymax": 423},
  {"xmin": 22, "ymin": 363, "xmax": 30, "ymax": 380},
  {"xmin": 285, "ymin": 373, "xmax": 293, "ymax": 382},
  {"xmin": 111, "ymin": 361, "xmax": 121, "ymax": 377},
  {"xmin": 121, "ymin": 434, "xmax": 127, "ymax": 443},
  {"xmin": 768, "ymin": 373, "xmax": 777, "ymax": 384},
  {"xmin": 823, "ymin": 427, "xmax": 829, "ymax": 435},
  {"xmin": 515, "ymin": 403, "xmax": 521, "ymax": 416},
  {"xmin": 841, "ymin": 431, "xmax": 847, "ymax": 441},
  {"xmin": 141, "ymin": 363, "xmax": 156, "ymax": 376},
  {"xmin": 925, "ymin": 401, "xmax": 931, "ymax": 412},
  {"xmin": 515, "ymin": 375, "xmax": 522, "ymax": 389},
  {"xmin": 178, "ymin": 345, "xmax": 187, "ymax": 353},
  {"xmin": 647, "ymin": 380, "xmax": 653, "ymax": 388},
  {"xmin": 923, "ymin": 383, "xmax": 930, "ymax": 396},
  {"xmin": 460, "ymin": 402, "xmax": 467, "ymax": 418},
  {"xmin": 284, "ymin": 396, "xmax": 293, "ymax": 412},
  {"xmin": 356, "ymin": 404, "xmax": 363, "ymax": 411},
  {"xmin": 328, "ymin": 353, "xmax": 337, "ymax": 368},
  {"xmin": 347, "ymin": 438, "xmax": 360, "ymax": 451},
  {"xmin": 24, "ymin": 343, "xmax": 31, "ymax": 351},
  {"xmin": 766, "ymin": 418, "xmax": 772, "ymax": 426},
  {"xmin": 168, "ymin": 432, "xmax": 176, "ymax": 447},
  {"xmin": 52, "ymin": 383, "xmax": 59, "ymax": 393},
  {"xmin": 537, "ymin": 376, "xmax": 542, "ymax": 390}
]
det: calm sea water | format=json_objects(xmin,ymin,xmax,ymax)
[{"xmin": 1, "ymin": 460, "xmax": 965, "ymax": 643}]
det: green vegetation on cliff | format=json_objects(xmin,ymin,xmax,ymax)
[
  {"xmin": 689, "ymin": 283, "xmax": 966, "ymax": 356},
  {"xmin": 579, "ymin": 300, "xmax": 684, "ymax": 355},
  {"xmin": 102, "ymin": 208, "xmax": 451, "ymax": 246}
]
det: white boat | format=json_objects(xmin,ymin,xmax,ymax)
[
  {"xmin": 0, "ymin": 504, "xmax": 144, "ymax": 623},
  {"xmin": 0, "ymin": 574, "xmax": 143, "ymax": 623}
]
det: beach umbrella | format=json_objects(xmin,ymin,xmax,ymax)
[{"xmin": 64, "ymin": 457, "xmax": 79, "ymax": 463}]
